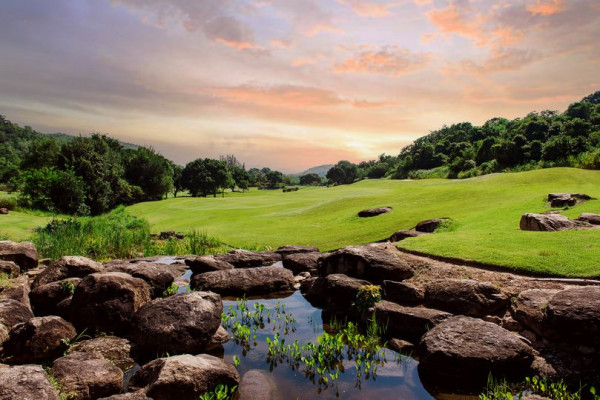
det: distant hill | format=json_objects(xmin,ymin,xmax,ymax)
[
  {"xmin": 294, "ymin": 164, "xmax": 334, "ymax": 177},
  {"xmin": 47, "ymin": 132, "xmax": 139, "ymax": 150}
]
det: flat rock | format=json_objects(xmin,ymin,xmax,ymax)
[
  {"xmin": 375, "ymin": 301, "xmax": 452, "ymax": 342},
  {"xmin": 382, "ymin": 280, "xmax": 424, "ymax": 305},
  {"xmin": 0, "ymin": 364, "xmax": 59, "ymax": 400},
  {"xmin": 105, "ymin": 262, "xmax": 184, "ymax": 298},
  {"xmin": 389, "ymin": 230, "xmax": 428, "ymax": 242},
  {"xmin": 424, "ymin": 279, "xmax": 508, "ymax": 317},
  {"xmin": 548, "ymin": 193, "xmax": 577, "ymax": 208},
  {"xmin": 239, "ymin": 369, "xmax": 278, "ymax": 400},
  {"xmin": 418, "ymin": 316, "xmax": 535, "ymax": 386},
  {"xmin": 3, "ymin": 316, "xmax": 76, "ymax": 364},
  {"xmin": 318, "ymin": 245, "xmax": 416, "ymax": 283},
  {"xmin": 184, "ymin": 255, "xmax": 234, "ymax": 274},
  {"xmin": 30, "ymin": 278, "xmax": 81, "ymax": 316},
  {"xmin": 33, "ymin": 256, "xmax": 103, "ymax": 289},
  {"xmin": 191, "ymin": 267, "xmax": 294, "ymax": 296},
  {"xmin": 70, "ymin": 272, "xmax": 151, "ymax": 335},
  {"xmin": 0, "ymin": 299, "xmax": 34, "ymax": 329},
  {"xmin": 510, "ymin": 289, "xmax": 559, "ymax": 337},
  {"xmin": 302, "ymin": 274, "xmax": 370, "ymax": 311},
  {"xmin": 71, "ymin": 336, "xmax": 134, "ymax": 372},
  {"xmin": 131, "ymin": 292, "xmax": 222, "ymax": 358},
  {"xmin": 129, "ymin": 354, "xmax": 239, "ymax": 400},
  {"xmin": 415, "ymin": 218, "xmax": 449, "ymax": 233},
  {"xmin": 0, "ymin": 241, "xmax": 38, "ymax": 271},
  {"xmin": 51, "ymin": 351, "xmax": 124, "ymax": 400},
  {"xmin": 282, "ymin": 252, "xmax": 327, "ymax": 275},
  {"xmin": 546, "ymin": 286, "xmax": 600, "ymax": 345},
  {"xmin": 577, "ymin": 213, "xmax": 600, "ymax": 225},
  {"xmin": 276, "ymin": 245, "xmax": 320, "ymax": 256},
  {"xmin": 358, "ymin": 207, "xmax": 392, "ymax": 218},
  {"xmin": 0, "ymin": 261, "xmax": 19, "ymax": 278},
  {"xmin": 519, "ymin": 213, "xmax": 577, "ymax": 231},
  {"xmin": 214, "ymin": 249, "xmax": 281, "ymax": 268}
]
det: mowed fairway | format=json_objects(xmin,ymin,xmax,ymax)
[{"xmin": 127, "ymin": 167, "xmax": 600, "ymax": 277}]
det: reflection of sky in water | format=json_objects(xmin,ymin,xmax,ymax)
[{"xmin": 221, "ymin": 291, "xmax": 435, "ymax": 400}]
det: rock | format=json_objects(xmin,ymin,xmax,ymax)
[
  {"xmin": 185, "ymin": 255, "xmax": 234, "ymax": 274},
  {"xmin": 0, "ymin": 324, "xmax": 9, "ymax": 347},
  {"xmin": 318, "ymin": 245, "xmax": 415, "ymax": 283},
  {"xmin": 358, "ymin": 207, "xmax": 392, "ymax": 218},
  {"xmin": 129, "ymin": 354, "xmax": 239, "ymax": 400},
  {"xmin": 577, "ymin": 213, "xmax": 600, "ymax": 225},
  {"xmin": 276, "ymin": 245, "xmax": 319, "ymax": 256},
  {"xmin": 424, "ymin": 279, "xmax": 508, "ymax": 317},
  {"xmin": 418, "ymin": 316, "xmax": 535, "ymax": 386},
  {"xmin": 208, "ymin": 325, "xmax": 231, "ymax": 346},
  {"xmin": 0, "ymin": 364, "xmax": 59, "ymax": 400},
  {"xmin": 0, "ymin": 241, "xmax": 38, "ymax": 271},
  {"xmin": 571, "ymin": 193, "xmax": 592, "ymax": 200},
  {"xmin": 51, "ymin": 351, "xmax": 124, "ymax": 400},
  {"xmin": 30, "ymin": 278, "xmax": 81, "ymax": 316},
  {"xmin": 33, "ymin": 256, "xmax": 103, "ymax": 289},
  {"xmin": 0, "ymin": 261, "xmax": 19, "ymax": 278},
  {"xmin": 70, "ymin": 272, "xmax": 151, "ymax": 335},
  {"xmin": 191, "ymin": 267, "xmax": 294, "ymax": 296},
  {"xmin": 98, "ymin": 394, "xmax": 150, "ymax": 400},
  {"xmin": 0, "ymin": 276, "xmax": 31, "ymax": 308},
  {"xmin": 375, "ymin": 301, "xmax": 451, "ymax": 342},
  {"xmin": 214, "ymin": 249, "xmax": 281, "ymax": 268},
  {"xmin": 510, "ymin": 289, "xmax": 559, "ymax": 337},
  {"xmin": 519, "ymin": 213, "xmax": 578, "ymax": 231},
  {"xmin": 105, "ymin": 262, "xmax": 183, "ymax": 298},
  {"xmin": 546, "ymin": 286, "xmax": 600, "ymax": 345},
  {"xmin": 548, "ymin": 193, "xmax": 577, "ymax": 208},
  {"xmin": 389, "ymin": 230, "xmax": 428, "ymax": 242},
  {"xmin": 302, "ymin": 274, "xmax": 370, "ymax": 311},
  {"xmin": 239, "ymin": 369, "xmax": 278, "ymax": 400},
  {"xmin": 282, "ymin": 252, "xmax": 326, "ymax": 275},
  {"xmin": 0, "ymin": 208, "xmax": 8, "ymax": 215},
  {"xmin": 56, "ymin": 297, "xmax": 72, "ymax": 320},
  {"xmin": 501, "ymin": 316, "xmax": 524, "ymax": 332},
  {"xmin": 386, "ymin": 338, "xmax": 416, "ymax": 354},
  {"xmin": 131, "ymin": 292, "xmax": 222, "ymax": 358},
  {"xmin": 71, "ymin": 336, "xmax": 134, "ymax": 372},
  {"xmin": 382, "ymin": 280, "xmax": 424, "ymax": 305},
  {"xmin": 415, "ymin": 218, "xmax": 449, "ymax": 233},
  {"xmin": 3, "ymin": 316, "xmax": 76, "ymax": 364},
  {"xmin": 0, "ymin": 299, "xmax": 34, "ymax": 329}
]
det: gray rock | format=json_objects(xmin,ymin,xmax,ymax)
[
  {"xmin": 577, "ymin": 213, "xmax": 600, "ymax": 225},
  {"xmin": 0, "ymin": 276, "xmax": 31, "ymax": 309},
  {"xmin": 382, "ymin": 280, "xmax": 424, "ymax": 305},
  {"xmin": 519, "ymin": 213, "xmax": 578, "ymax": 231},
  {"xmin": 276, "ymin": 245, "xmax": 319, "ymax": 256},
  {"xmin": 191, "ymin": 267, "xmax": 294, "ymax": 296},
  {"xmin": 30, "ymin": 278, "xmax": 81, "ymax": 316},
  {"xmin": 239, "ymin": 369, "xmax": 278, "ymax": 400},
  {"xmin": 0, "ymin": 261, "xmax": 19, "ymax": 278},
  {"xmin": 105, "ymin": 262, "xmax": 184, "ymax": 298},
  {"xmin": 33, "ymin": 256, "xmax": 103, "ymax": 289},
  {"xmin": 0, "ymin": 241, "xmax": 38, "ymax": 271},
  {"xmin": 0, "ymin": 299, "xmax": 34, "ymax": 329},
  {"xmin": 214, "ymin": 250, "xmax": 281, "ymax": 268},
  {"xmin": 424, "ymin": 279, "xmax": 508, "ymax": 317},
  {"xmin": 0, "ymin": 364, "xmax": 59, "ymax": 400},
  {"xmin": 184, "ymin": 255, "xmax": 234, "ymax": 274},
  {"xmin": 302, "ymin": 274, "xmax": 370, "ymax": 311},
  {"xmin": 71, "ymin": 336, "xmax": 134, "ymax": 372},
  {"xmin": 415, "ymin": 218, "xmax": 450, "ymax": 233},
  {"xmin": 389, "ymin": 230, "xmax": 429, "ymax": 242},
  {"xmin": 358, "ymin": 207, "xmax": 392, "ymax": 218},
  {"xmin": 510, "ymin": 289, "xmax": 559, "ymax": 337},
  {"xmin": 375, "ymin": 301, "xmax": 451, "ymax": 342},
  {"xmin": 546, "ymin": 286, "xmax": 600, "ymax": 345},
  {"xmin": 282, "ymin": 252, "xmax": 327, "ymax": 275}
]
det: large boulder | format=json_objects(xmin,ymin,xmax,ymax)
[
  {"xmin": 70, "ymin": 272, "xmax": 151, "ymax": 335},
  {"xmin": 71, "ymin": 336, "xmax": 134, "ymax": 372},
  {"xmin": 51, "ymin": 352, "xmax": 124, "ymax": 400},
  {"xmin": 0, "ymin": 276, "xmax": 31, "ymax": 309},
  {"xmin": 0, "ymin": 261, "xmax": 19, "ymax": 278},
  {"xmin": 185, "ymin": 255, "xmax": 234, "ymax": 274},
  {"xmin": 424, "ymin": 279, "xmax": 508, "ymax": 317},
  {"xmin": 302, "ymin": 274, "xmax": 370, "ymax": 311},
  {"xmin": 105, "ymin": 262, "xmax": 184, "ymax": 298},
  {"xmin": 382, "ymin": 280, "xmax": 424, "ymax": 305},
  {"xmin": 519, "ymin": 213, "xmax": 577, "ymax": 231},
  {"xmin": 238, "ymin": 369, "xmax": 278, "ymax": 400},
  {"xmin": 214, "ymin": 249, "xmax": 281, "ymax": 268},
  {"xmin": 318, "ymin": 245, "xmax": 415, "ymax": 283},
  {"xmin": 510, "ymin": 289, "xmax": 560, "ymax": 337},
  {"xmin": 548, "ymin": 193, "xmax": 577, "ymax": 208},
  {"xmin": 33, "ymin": 256, "xmax": 103, "ymax": 289},
  {"xmin": 375, "ymin": 301, "xmax": 451, "ymax": 342},
  {"xmin": 0, "ymin": 364, "xmax": 59, "ymax": 400},
  {"xmin": 282, "ymin": 252, "xmax": 327, "ymax": 275},
  {"xmin": 191, "ymin": 267, "xmax": 294, "ymax": 296},
  {"xmin": 131, "ymin": 292, "xmax": 222, "ymax": 358},
  {"xmin": 3, "ymin": 316, "xmax": 76, "ymax": 364},
  {"xmin": 415, "ymin": 218, "xmax": 449, "ymax": 233},
  {"xmin": 276, "ymin": 245, "xmax": 319, "ymax": 256},
  {"xmin": 358, "ymin": 207, "xmax": 392, "ymax": 218},
  {"xmin": 0, "ymin": 241, "xmax": 38, "ymax": 271},
  {"xmin": 129, "ymin": 354, "xmax": 239, "ymax": 400},
  {"xmin": 0, "ymin": 299, "xmax": 34, "ymax": 329},
  {"xmin": 418, "ymin": 316, "xmax": 535, "ymax": 386},
  {"xmin": 30, "ymin": 278, "xmax": 81, "ymax": 316},
  {"xmin": 577, "ymin": 213, "xmax": 600, "ymax": 225},
  {"xmin": 546, "ymin": 286, "xmax": 600, "ymax": 345}
]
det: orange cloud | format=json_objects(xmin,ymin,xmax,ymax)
[
  {"xmin": 291, "ymin": 55, "xmax": 323, "ymax": 67},
  {"xmin": 304, "ymin": 23, "xmax": 345, "ymax": 37},
  {"xmin": 427, "ymin": 3, "xmax": 489, "ymax": 46},
  {"xmin": 527, "ymin": 0, "xmax": 565, "ymax": 16},
  {"xmin": 214, "ymin": 38, "xmax": 264, "ymax": 51},
  {"xmin": 270, "ymin": 39, "xmax": 291, "ymax": 49},
  {"xmin": 457, "ymin": 47, "xmax": 543, "ymax": 74},
  {"xmin": 337, "ymin": 0, "xmax": 397, "ymax": 18},
  {"xmin": 334, "ymin": 46, "xmax": 431, "ymax": 77},
  {"xmin": 213, "ymin": 85, "xmax": 393, "ymax": 109}
]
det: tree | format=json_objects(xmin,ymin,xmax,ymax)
[
  {"xmin": 326, "ymin": 165, "xmax": 345, "ymax": 185},
  {"xmin": 171, "ymin": 163, "xmax": 183, "ymax": 197},
  {"xmin": 124, "ymin": 147, "xmax": 173, "ymax": 201},
  {"xmin": 326, "ymin": 161, "xmax": 358, "ymax": 185},
  {"xmin": 299, "ymin": 173, "xmax": 321, "ymax": 186},
  {"xmin": 265, "ymin": 170, "xmax": 284, "ymax": 188},
  {"xmin": 181, "ymin": 158, "xmax": 231, "ymax": 197},
  {"xmin": 19, "ymin": 167, "xmax": 88, "ymax": 215},
  {"xmin": 230, "ymin": 166, "xmax": 250, "ymax": 191}
]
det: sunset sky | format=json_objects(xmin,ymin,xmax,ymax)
[{"xmin": 0, "ymin": 0, "xmax": 598, "ymax": 172}]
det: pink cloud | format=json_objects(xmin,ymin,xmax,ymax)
[
  {"xmin": 214, "ymin": 38, "xmax": 264, "ymax": 51},
  {"xmin": 457, "ymin": 47, "xmax": 544, "ymax": 74},
  {"xmin": 426, "ymin": 3, "xmax": 489, "ymax": 46},
  {"xmin": 270, "ymin": 39, "xmax": 292, "ymax": 49},
  {"xmin": 334, "ymin": 46, "xmax": 431, "ymax": 77},
  {"xmin": 527, "ymin": 0, "xmax": 565, "ymax": 16},
  {"xmin": 304, "ymin": 23, "xmax": 345, "ymax": 37},
  {"xmin": 337, "ymin": 0, "xmax": 398, "ymax": 18}
]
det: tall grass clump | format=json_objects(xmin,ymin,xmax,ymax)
[{"xmin": 143, "ymin": 230, "xmax": 230, "ymax": 257}]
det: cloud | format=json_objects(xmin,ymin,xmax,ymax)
[
  {"xmin": 527, "ymin": 0, "xmax": 565, "ymax": 16},
  {"xmin": 334, "ymin": 46, "xmax": 431, "ymax": 77},
  {"xmin": 213, "ymin": 84, "xmax": 394, "ymax": 109},
  {"xmin": 457, "ymin": 47, "xmax": 544, "ymax": 74},
  {"xmin": 304, "ymin": 23, "xmax": 345, "ymax": 37},
  {"xmin": 270, "ymin": 39, "xmax": 291, "ymax": 49},
  {"xmin": 337, "ymin": 0, "xmax": 399, "ymax": 18},
  {"xmin": 426, "ymin": 2, "xmax": 489, "ymax": 46}
]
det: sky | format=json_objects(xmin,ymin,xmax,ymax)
[{"xmin": 0, "ymin": 0, "xmax": 598, "ymax": 173}]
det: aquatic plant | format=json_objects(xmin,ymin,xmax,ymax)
[
  {"xmin": 198, "ymin": 383, "xmax": 238, "ymax": 400},
  {"xmin": 353, "ymin": 285, "xmax": 382, "ymax": 313}
]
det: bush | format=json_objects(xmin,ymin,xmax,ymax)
[
  {"xmin": 0, "ymin": 196, "xmax": 17, "ymax": 211},
  {"xmin": 353, "ymin": 285, "xmax": 382, "ymax": 312}
]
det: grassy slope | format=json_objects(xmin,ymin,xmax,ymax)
[{"xmin": 125, "ymin": 168, "xmax": 600, "ymax": 277}]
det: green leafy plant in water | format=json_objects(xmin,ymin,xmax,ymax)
[
  {"xmin": 480, "ymin": 374, "xmax": 587, "ymax": 400},
  {"xmin": 59, "ymin": 280, "xmax": 76, "ymax": 296},
  {"xmin": 353, "ymin": 285, "xmax": 382, "ymax": 313},
  {"xmin": 162, "ymin": 282, "xmax": 178, "ymax": 297},
  {"xmin": 199, "ymin": 384, "xmax": 238, "ymax": 400}
]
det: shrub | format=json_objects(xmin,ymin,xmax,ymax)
[
  {"xmin": 353, "ymin": 285, "xmax": 382, "ymax": 312},
  {"xmin": 0, "ymin": 196, "xmax": 17, "ymax": 211}
]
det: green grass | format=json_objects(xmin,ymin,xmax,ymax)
[{"xmin": 2, "ymin": 168, "xmax": 600, "ymax": 277}]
